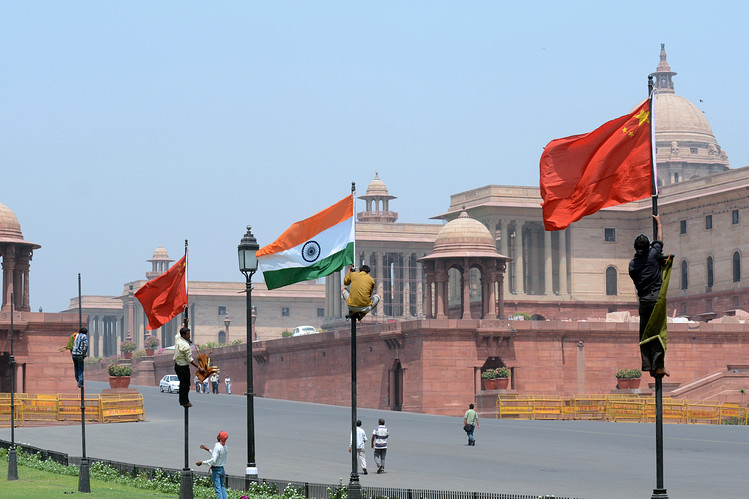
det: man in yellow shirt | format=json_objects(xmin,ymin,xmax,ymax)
[{"xmin": 342, "ymin": 265, "xmax": 380, "ymax": 321}]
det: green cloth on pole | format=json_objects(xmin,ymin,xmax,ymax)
[{"xmin": 639, "ymin": 256, "xmax": 673, "ymax": 352}]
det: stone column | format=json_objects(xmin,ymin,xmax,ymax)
[
  {"xmin": 435, "ymin": 267, "xmax": 447, "ymax": 319},
  {"xmin": 487, "ymin": 266, "xmax": 496, "ymax": 318},
  {"xmin": 462, "ymin": 264, "xmax": 471, "ymax": 319},
  {"xmin": 544, "ymin": 229, "xmax": 553, "ymax": 295},
  {"xmin": 403, "ymin": 254, "xmax": 411, "ymax": 317},
  {"xmin": 514, "ymin": 220, "xmax": 525, "ymax": 295},
  {"xmin": 416, "ymin": 259, "xmax": 424, "ymax": 317},
  {"xmin": 1, "ymin": 245, "xmax": 16, "ymax": 310},
  {"xmin": 497, "ymin": 265, "xmax": 506, "ymax": 318}
]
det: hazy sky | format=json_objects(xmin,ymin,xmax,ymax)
[{"xmin": 3, "ymin": 1, "xmax": 748, "ymax": 312}]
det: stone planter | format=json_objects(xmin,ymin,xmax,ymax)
[
  {"xmin": 617, "ymin": 378, "xmax": 641, "ymax": 389},
  {"xmin": 145, "ymin": 349, "xmax": 155, "ymax": 356},
  {"xmin": 109, "ymin": 376, "xmax": 131, "ymax": 389},
  {"xmin": 483, "ymin": 378, "xmax": 509, "ymax": 390},
  {"xmin": 628, "ymin": 378, "xmax": 641, "ymax": 389},
  {"xmin": 123, "ymin": 352, "xmax": 133, "ymax": 360},
  {"xmin": 617, "ymin": 378, "xmax": 630, "ymax": 389}
]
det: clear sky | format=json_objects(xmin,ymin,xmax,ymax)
[{"xmin": 3, "ymin": 1, "xmax": 748, "ymax": 313}]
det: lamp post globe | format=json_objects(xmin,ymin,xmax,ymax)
[{"xmin": 237, "ymin": 226, "xmax": 259, "ymax": 484}]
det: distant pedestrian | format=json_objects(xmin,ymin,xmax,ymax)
[
  {"xmin": 71, "ymin": 327, "xmax": 88, "ymax": 388},
  {"xmin": 224, "ymin": 376, "xmax": 231, "ymax": 395},
  {"xmin": 348, "ymin": 419, "xmax": 368, "ymax": 475},
  {"xmin": 463, "ymin": 403, "xmax": 480, "ymax": 446},
  {"xmin": 204, "ymin": 378, "xmax": 210, "ymax": 394},
  {"xmin": 211, "ymin": 373, "xmax": 220, "ymax": 394},
  {"xmin": 195, "ymin": 374, "xmax": 202, "ymax": 393},
  {"xmin": 196, "ymin": 431, "xmax": 229, "ymax": 499},
  {"xmin": 371, "ymin": 418, "xmax": 389, "ymax": 473}
]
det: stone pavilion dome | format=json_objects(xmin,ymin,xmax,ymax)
[
  {"xmin": 0, "ymin": 202, "xmax": 40, "ymax": 248},
  {"xmin": 365, "ymin": 172, "xmax": 393, "ymax": 198},
  {"xmin": 430, "ymin": 210, "xmax": 500, "ymax": 258}
]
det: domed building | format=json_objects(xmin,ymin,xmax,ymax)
[{"xmin": 652, "ymin": 43, "xmax": 730, "ymax": 185}]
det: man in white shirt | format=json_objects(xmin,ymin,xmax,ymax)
[
  {"xmin": 196, "ymin": 431, "xmax": 229, "ymax": 499},
  {"xmin": 348, "ymin": 419, "xmax": 368, "ymax": 475},
  {"xmin": 371, "ymin": 418, "xmax": 389, "ymax": 473}
]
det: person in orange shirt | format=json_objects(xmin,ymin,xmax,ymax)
[{"xmin": 342, "ymin": 265, "xmax": 380, "ymax": 321}]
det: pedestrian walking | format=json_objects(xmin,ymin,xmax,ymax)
[
  {"xmin": 196, "ymin": 431, "xmax": 229, "ymax": 499},
  {"xmin": 371, "ymin": 418, "xmax": 389, "ymax": 473},
  {"xmin": 211, "ymin": 373, "xmax": 220, "ymax": 394},
  {"xmin": 195, "ymin": 374, "xmax": 202, "ymax": 393},
  {"xmin": 463, "ymin": 403, "xmax": 480, "ymax": 446},
  {"xmin": 204, "ymin": 378, "xmax": 210, "ymax": 394},
  {"xmin": 224, "ymin": 376, "xmax": 231, "ymax": 395},
  {"xmin": 348, "ymin": 419, "xmax": 368, "ymax": 474}
]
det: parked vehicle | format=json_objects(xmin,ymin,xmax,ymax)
[
  {"xmin": 159, "ymin": 374, "xmax": 180, "ymax": 393},
  {"xmin": 292, "ymin": 326, "xmax": 318, "ymax": 337}
]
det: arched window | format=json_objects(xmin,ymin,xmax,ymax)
[
  {"xmin": 218, "ymin": 331, "xmax": 226, "ymax": 344},
  {"xmin": 733, "ymin": 251, "xmax": 741, "ymax": 283},
  {"xmin": 605, "ymin": 267, "xmax": 617, "ymax": 296},
  {"xmin": 706, "ymin": 256, "xmax": 714, "ymax": 288},
  {"xmin": 681, "ymin": 260, "xmax": 688, "ymax": 290}
]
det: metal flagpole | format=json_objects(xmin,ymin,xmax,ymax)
[
  {"xmin": 347, "ymin": 181, "xmax": 363, "ymax": 499},
  {"xmin": 7, "ymin": 292, "xmax": 18, "ymax": 480},
  {"xmin": 180, "ymin": 239, "xmax": 194, "ymax": 499},
  {"xmin": 648, "ymin": 74, "xmax": 668, "ymax": 499},
  {"xmin": 78, "ymin": 273, "xmax": 91, "ymax": 492}
]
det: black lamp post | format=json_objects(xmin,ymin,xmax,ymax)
[
  {"xmin": 7, "ymin": 292, "xmax": 18, "ymax": 481},
  {"xmin": 224, "ymin": 315, "xmax": 231, "ymax": 341},
  {"xmin": 238, "ymin": 226, "xmax": 259, "ymax": 485}
]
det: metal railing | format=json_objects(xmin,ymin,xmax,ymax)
[{"xmin": 0, "ymin": 439, "xmax": 584, "ymax": 499}]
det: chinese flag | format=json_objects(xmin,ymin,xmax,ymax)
[
  {"xmin": 540, "ymin": 100, "xmax": 653, "ymax": 231},
  {"xmin": 135, "ymin": 255, "xmax": 188, "ymax": 330}
]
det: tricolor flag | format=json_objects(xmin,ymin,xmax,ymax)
[
  {"xmin": 135, "ymin": 255, "xmax": 188, "ymax": 330},
  {"xmin": 540, "ymin": 99, "xmax": 653, "ymax": 231},
  {"xmin": 257, "ymin": 194, "xmax": 355, "ymax": 290}
]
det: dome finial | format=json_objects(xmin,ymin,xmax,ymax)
[{"xmin": 650, "ymin": 43, "xmax": 676, "ymax": 94}]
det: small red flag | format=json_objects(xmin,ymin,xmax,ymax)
[
  {"xmin": 135, "ymin": 255, "xmax": 188, "ymax": 330},
  {"xmin": 540, "ymin": 100, "xmax": 653, "ymax": 231}
]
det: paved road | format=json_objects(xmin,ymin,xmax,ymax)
[{"xmin": 2, "ymin": 381, "xmax": 747, "ymax": 498}]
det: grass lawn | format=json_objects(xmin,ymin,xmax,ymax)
[{"xmin": 0, "ymin": 464, "xmax": 174, "ymax": 498}]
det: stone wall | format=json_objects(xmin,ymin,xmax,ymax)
[{"xmin": 86, "ymin": 318, "xmax": 749, "ymax": 416}]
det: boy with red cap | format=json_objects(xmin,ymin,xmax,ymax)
[{"xmin": 197, "ymin": 431, "xmax": 229, "ymax": 499}]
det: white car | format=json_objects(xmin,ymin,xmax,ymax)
[
  {"xmin": 159, "ymin": 374, "xmax": 180, "ymax": 393},
  {"xmin": 292, "ymin": 326, "xmax": 318, "ymax": 337}
]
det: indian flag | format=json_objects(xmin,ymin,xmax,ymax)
[{"xmin": 257, "ymin": 194, "xmax": 355, "ymax": 290}]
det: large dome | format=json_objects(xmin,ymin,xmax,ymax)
[
  {"xmin": 650, "ymin": 44, "xmax": 729, "ymax": 182},
  {"xmin": 431, "ymin": 211, "xmax": 498, "ymax": 256}
]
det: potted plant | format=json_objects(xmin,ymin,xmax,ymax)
[
  {"xmin": 107, "ymin": 363, "xmax": 133, "ymax": 389},
  {"xmin": 481, "ymin": 366, "xmax": 511, "ymax": 390},
  {"xmin": 144, "ymin": 335, "xmax": 160, "ymax": 355},
  {"xmin": 615, "ymin": 368, "xmax": 642, "ymax": 389},
  {"xmin": 120, "ymin": 340, "xmax": 137, "ymax": 359}
]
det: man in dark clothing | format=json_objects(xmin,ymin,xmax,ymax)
[{"xmin": 629, "ymin": 214, "xmax": 669, "ymax": 377}]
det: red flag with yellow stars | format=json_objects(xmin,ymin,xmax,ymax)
[
  {"xmin": 135, "ymin": 255, "xmax": 188, "ymax": 330},
  {"xmin": 540, "ymin": 100, "xmax": 652, "ymax": 231}
]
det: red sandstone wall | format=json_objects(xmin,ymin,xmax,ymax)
[{"xmin": 103, "ymin": 318, "xmax": 749, "ymax": 416}]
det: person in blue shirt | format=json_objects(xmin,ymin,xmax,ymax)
[{"xmin": 71, "ymin": 327, "xmax": 88, "ymax": 388}]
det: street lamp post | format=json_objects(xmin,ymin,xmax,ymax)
[
  {"xmin": 224, "ymin": 315, "xmax": 231, "ymax": 341},
  {"xmin": 8, "ymin": 292, "xmax": 18, "ymax": 481},
  {"xmin": 238, "ymin": 226, "xmax": 260, "ymax": 487}
]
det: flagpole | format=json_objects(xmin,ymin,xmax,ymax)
[
  {"xmin": 78, "ymin": 273, "xmax": 90, "ymax": 492},
  {"xmin": 352, "ymin": 182, "xmax": 357, "ymax": 267},
  {"xmin": 184, "ymin": 240, "xmax": 189, "ymax": 326},
  {"xmin": 648, "ymin": 74, "xmax": 668, "ymax": 499}
]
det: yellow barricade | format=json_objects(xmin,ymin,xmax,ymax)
[
  {"xmin": 719, "ymin": 403, "xmax": 748, "ymax": 425},
  {"xmin": 531, "ymin": 397, "xmax": 565, "ymax": 420},
  {"xmin": 642, "ymin": 398, "xmax": 687, "ymax": 424},
  {"xmin": 24, "ymin": 394, "xmax": 60, "ymax": 421},
  {"xmin": 497, "ymin": 396, "xmax": 534, "ymax": 419},
  {"xmin": 100, "ymin": 394, "xmax": 144, "ymax": 423},
  {"xmin": 686, "ymin": 402, "xmax": 722, "ymax": 424},
  {"xmin": 57, "ymin": 394, "xmax": 100, "ymax": 422},
  {"xmin": 0, "ymin": 400, "xmax": 24, "ymax": 427},
  {"xmin": 606, "ymin": 398, "xmax": 645, "ymax": 422},
  {"xmin": 572, "ymin": 395, "xmax": 607, "ymax": 420}
]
